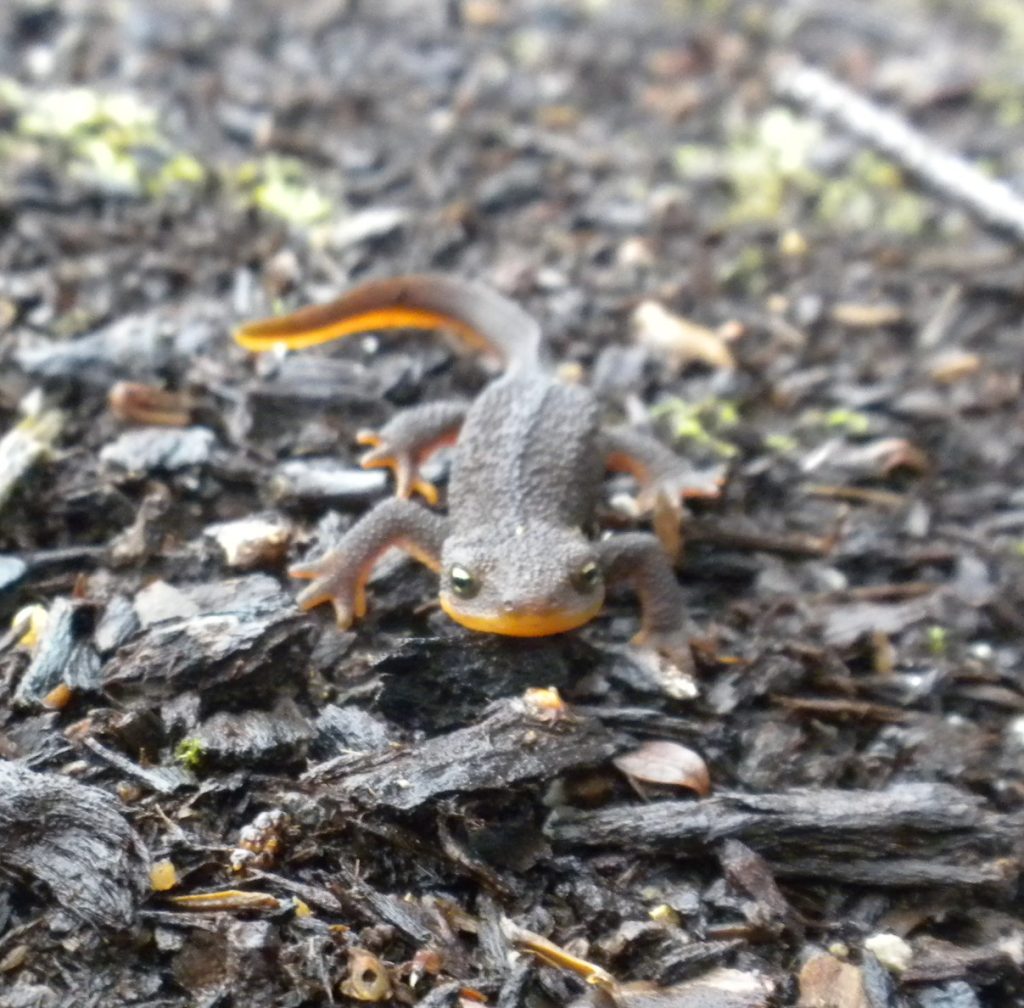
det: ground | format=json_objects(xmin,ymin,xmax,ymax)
[{"xmin": 1, "ymin": 1, "xmax": 1024, "ymax": 1006}]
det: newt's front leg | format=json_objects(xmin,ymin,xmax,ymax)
[
  {"xmin": 291, "ymin": 499, "xmax": 448, "ymax": 628},
  {"xmin": 357, "ymin": 401, "xmax": 467, "ymax": 504},
  {"xmin": 601, "ymin": 427, "xmax": 724, "ymax": 510},
  {"xmin": 601, "ymin": 427, "xmax": 724, "ymax": 560},
  {"xmin": 598, "ymin": 532, "xmax": 694, "ymax": 669}
]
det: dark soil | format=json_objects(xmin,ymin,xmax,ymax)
[{"xmin": 2, "ymin": 1, "xmax": 1024, "ymax": 1006}]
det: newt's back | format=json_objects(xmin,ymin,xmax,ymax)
[{"xmin": 449, "ymin": 373, "xmax": 603, "ymax": 532}]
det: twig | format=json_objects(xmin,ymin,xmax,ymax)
[{"xmin": 773, "ymin": 60, "xmax": 1024, "ymax": 243}]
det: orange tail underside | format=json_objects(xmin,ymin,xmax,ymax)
[{"xmin": 234, "ymin": 306, "xmax": 490, "ymax": 354}]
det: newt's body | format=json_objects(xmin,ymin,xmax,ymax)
[{"xmin": 235, "ymin": 275, "xmax": 717, "ymax": 663}]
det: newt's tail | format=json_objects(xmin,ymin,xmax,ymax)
[{"xmin": 233, "ymin": 274, "xmax": 543, "ymax": 373}]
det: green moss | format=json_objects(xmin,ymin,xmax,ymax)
[
  {"xmin": 981, "ymin": 0, "xmax": 1024, "ymax": 53},
  {"xmin": 675, "ymin": 106, "xmax": 929, "ymax": 235},
  {"xmin": 718, "ymin": 244, "xmax": 769, "ymax": 294},
  {"xmin": 174, "ymin": 737, "xmax": 206, "ymax": 771},
  {"xmin": 960, "ymin": 4, "xmax": 1024, "ymax": 141},
  {"xmin": 234, "ymin": 156, "xmax": 334, "ymax": 227},
  {"xmin": 650, "ymin": 397, "xmax": 739, "ymax": 457},
  {"xmin": 148, "ymin": 152, "xmax": 207, "ymax": 195},
  {"xmin": 817, "ymin": 153, "xmax": 927, "ymax": 235},
  {"xmin": 926, "ymin": 624, "xmax": 948, "ymax": 657},
  {"xmin": 802, "ymin": 408, "xmax": 872, "ymax": 436},
  {"xmin": 0, "ymin": 78, "xmax": 206, "ymax": 197},
  {"xmin": 764, "ymin": 432, "xmax": 797, "ymax": 454}
]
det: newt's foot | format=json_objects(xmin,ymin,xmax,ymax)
[
  {"xmin": 356, "ymin": 430, "xmax": 440, "ymax": 505},
  {"xmin": 290, "ymin": 552, "xmax": 367, "ymax": 629},
  {"xmin": 635, "ymin": 464, "xmax": 724, "ymax": 561},
  {"xmin": 632, "ymin": 625, "xmax": 696, "ymax": 677},
  {"xmin": 634, "ymin": 462, "xmax": 725, "ymax": 514}
]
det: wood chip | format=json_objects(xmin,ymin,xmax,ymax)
[{"xmin": 632, "ymin": 301, "xmax": 736, "ymax": 371}]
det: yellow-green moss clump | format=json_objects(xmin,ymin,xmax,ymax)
[
  {"xmin": 232, "ymin": 155, "xmax": 335, "ymax": 227},
  {"xmin": 0, "ymin": 80, "xmax": 206, "ymax": 197},
  {"xmin": 675, "ymin": 105, "xmax": 928, "ymax": 236},
  {"xmin": 651, "ymin": 397, "xmax": 740, "ymax": 458}
]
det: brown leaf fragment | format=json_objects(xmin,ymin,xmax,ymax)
[
  {"xmin": 0, "ymin": 762, "xmax": 149, "ymax": 928},
  {"xmin": 928, "ymin": 350, "xmax": 981, "ymax": 383},
  {"xmin": 613, "ymin": 741, "xmax": 711, "ymax": 796},
  {"xmin": 798, "ymin": 954, "xmax": 869, "ymax": 1008},
  {"xmin": 830, "ymin": 302, "xmax": 905, "ymax": 328},
  {"xmin": 632, "ymin": 301, "xmax": 736, "ymax": 371},
  {"xmin": 108, "ymin": 381, "xmax": 192, "ymax": 426}
]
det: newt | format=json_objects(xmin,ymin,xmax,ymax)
[{"xmin": 235, "ymin": 275, "xmax": 720, "ymax": 666}]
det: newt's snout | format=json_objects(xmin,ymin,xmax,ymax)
[{"xmin": 438, "ymin": 525, "xmax": 605, "ymax": 638}]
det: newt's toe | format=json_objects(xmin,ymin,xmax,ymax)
[
  {"xmin": 632, "ymin": 626, "xmax": 695, "ymax": 675},
  {"xmin": 358, "ymin": 446, "xmax": 394, "ymax": 470},
  {"xmin": 411, "ymin": 478, "xmax": 440, "ymax": 506},
  {"xmin": 289, "ymin": 559, "xmax": 327, "ymax": 581}
]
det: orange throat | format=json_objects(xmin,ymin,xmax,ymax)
[{"xmin": 439, "ymin": 594, "xmax": 603, "ymax": 638}]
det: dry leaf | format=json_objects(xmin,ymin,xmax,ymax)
[
  {"xmin": 797, "ymin": 954, "xmax": 868, "ymax": 1008},
  {"xmin": 613, "ymin": 741, "xmax": 710, "ymax": 796},
  {"xmin": 830, "ymin": 302, "xmax": 904, "ymax": 328},
  {"xmin": 632, "ymin": 301, "xmax": 736, "ymax": 371},
  {"xmin": 928, "ymin": 350, "xmax": 981, "ymax": 383}
]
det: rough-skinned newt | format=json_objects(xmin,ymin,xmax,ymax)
[{"xmin": 235, "ymin": 275, "xmax": 720, "ymax": 665}]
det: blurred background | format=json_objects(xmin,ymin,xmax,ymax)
[
  {"xmin": 2, "ymin": 0, "xmax": 1023, "ymax": 351},
  {"xmin": 3, "ymin": 3, "xmax": 1024, "ymax": 1006}
]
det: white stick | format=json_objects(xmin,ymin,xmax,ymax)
[{"xmin": 773, "ymin": 60, "xmax": 1024, "ymax": 242}]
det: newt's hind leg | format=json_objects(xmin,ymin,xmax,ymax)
[
  {"xmin": 290, "ymin": 499, "xmax": 448, "ymax": 629},
  {"xmin": 357, "ymin": 401, "xmax": 467, "ymax": 505},
  {"xmin": 600, "ymin": 427, "xmax": 724, "ymax": 559}
]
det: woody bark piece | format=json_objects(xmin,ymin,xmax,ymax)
[
  {"xmin": 306, "ymin": 696, "xmax": 619, "ymax": 811},
  {"xmin": 0, "ymin": 762, "xmax": 149, "ymax": 928},
  {"xmin": 547, "ymin": 783, "xmax": 1019, "ymax": 888}
]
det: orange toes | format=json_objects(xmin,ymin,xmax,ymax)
[
  {"xmin": 412, "ymin": 478, "xmax": 440, "ymax": 506},
  {"xmin": 289, "ymin": 562, "xmax": 323, "ymax": 581},
  {"xmin": 355, "ymin": 430, "xmax": 381, "ymax": 447},
  {"xmin": 295, "ymin": 581, "xmax": 334, "ymax": 610},
  {"xmin": 359, "ymin": 449, "xmax": 395, "ymax": 470}
]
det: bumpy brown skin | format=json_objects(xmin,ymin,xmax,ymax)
[{"xmin": 235, "ymin": 275, "xmax": 709, "ymax": 665}]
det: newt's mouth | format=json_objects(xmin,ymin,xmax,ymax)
[{"xmin": 439, "ymin": 594, "xmax": 603, "ymax": 638}]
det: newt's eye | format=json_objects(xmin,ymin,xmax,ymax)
[
  {"xmin": 571, "ymin": 561, "xmax": 602, "ymax": 593},
  {"xmin": 448, "ymin": 564, "xmax": 480, "ymax": 599}
]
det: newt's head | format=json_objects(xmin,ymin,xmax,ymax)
[{"xmin": 439, "ymin": 523, "xmax": 604, "ymax": 637}]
